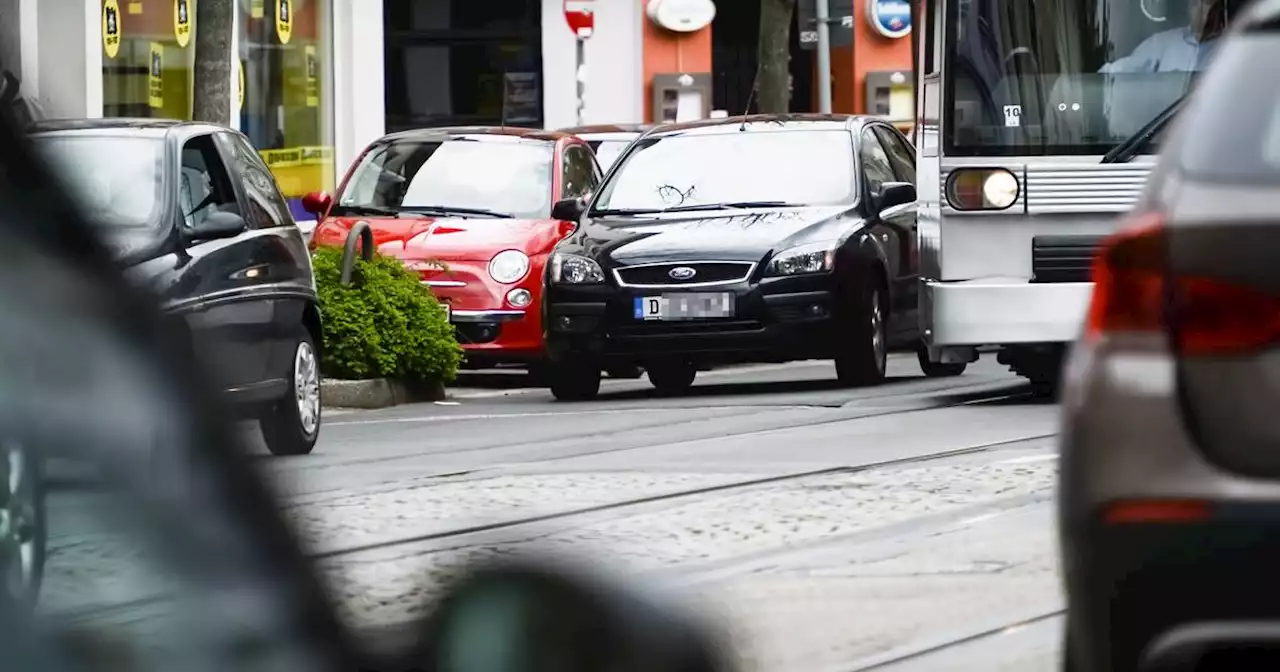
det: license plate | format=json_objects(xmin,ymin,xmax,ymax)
[
  {"xmin": 442, "ymin": 303, "xmax": 451, "ymax": 322},
  {"xmin": 634, "ymin": 293, "xmax": 735, "ymax": 321}
]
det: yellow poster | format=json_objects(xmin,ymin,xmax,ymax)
[
  {"xmin": 275, "ymin": 0, "xmax": 292, "ymax": 45},
  {"xmin": 102, "ymin": 0, "xmax": 122, "ymax": 60},
  {"xmin": 304, "ymin": 45, "xmax": 318, "ymax": 108},
  {"xmin": 251, "ymin": 0, "xmax": 264, "ymax": 19},
  {"xmin": 237, "ymin": 60, "xmax": 246, "ymax": 111},
  {"xmin": 148, "ymin": 43, "xmax": 164, "ymax": 109},
  {"xmin": 174, "ymin": 0, "xmax": 193, "ymax": 48}
]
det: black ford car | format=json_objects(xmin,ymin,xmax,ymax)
[
  {"xmin": 542, "ymin": 115, "xmax": 964, "ymax": 401},
  {"xmin": 27, "ymin": 119, "xmax": 323, "ymax": 456}
]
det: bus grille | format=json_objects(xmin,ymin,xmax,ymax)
[{"xmin": 1031, "ymin": 235, "xmax": 1104, "ymax": 283}]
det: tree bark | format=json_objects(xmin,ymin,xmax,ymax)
[
  {"xmin": 756, "ymin": 0, "xmax": 797, "ymax": 114},
  {"xmin": 191, "ymin": 0, "xmax": 233, "ymax": 124}
]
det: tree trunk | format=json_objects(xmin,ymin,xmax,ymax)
[
  {"xmin": 756, "ymin": 0, "xmax": 797, "ymax": 114},
  {"xmin": 191, "ymin": 0, "xmax": 233, "ymax": 124}
]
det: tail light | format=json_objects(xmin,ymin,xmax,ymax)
[{"xmin": 1085, "ymin": 212, "xmax": 1280, "ymax": 356}]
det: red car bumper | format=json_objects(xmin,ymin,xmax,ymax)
[{"xmin": 421, "ymin": 259, "xmax": 547, "ymax": 366}]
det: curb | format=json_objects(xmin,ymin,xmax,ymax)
[{"xmin": 321, "ymin": 378, "xmax": 446, "ymax": 409}]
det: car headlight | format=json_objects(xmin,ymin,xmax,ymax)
[
  {"xmin": 488, "ymin": 250, "xmax": 530, "ymax": 284},
  {"xmin": 765, "ymin": 242, "xmax": 837, "ymax": 276},
  {"xmin": 549, "ymin": 253, "xmax": 605, "ymax": 284}
]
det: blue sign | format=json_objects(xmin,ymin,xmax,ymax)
[{"xmin": 867, "ymin": 0, "xmax": 911, "ymax": 39}]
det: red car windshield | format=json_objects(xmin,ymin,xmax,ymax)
[{"xmin": 336, "ymin": 138, "xmax": 554, "ymax": 220}]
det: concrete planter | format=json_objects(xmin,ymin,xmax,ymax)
[{"xmin": 321, "ymin": 377, "xmax": 446, "ymax": 409}]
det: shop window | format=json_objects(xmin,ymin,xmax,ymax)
[
  {"xmin": 383, "ymin": 0, "xmax": 543, "ymax": 131},
  {"xmin": 239, "ymin": 0, "xmax": 336, "ymax": 214},
  {"xmin": 102, "ymin": 0, "xmax": 196, "ymax": 119}
]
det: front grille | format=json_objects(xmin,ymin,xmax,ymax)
[
  {"xmin": 614, "ymin": 261, "xmax": 754, "ymax": 287},
  {"xmin": 1031, "ymin": 235, "xmax": 1104, "ymax": 284}
]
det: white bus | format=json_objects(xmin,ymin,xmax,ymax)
[{"xmin": 912, "ymin": 0, "xmax": 1234, "ymax": 390}]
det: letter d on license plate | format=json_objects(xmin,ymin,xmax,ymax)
[{"xmin": 634, "ymin": 293, "xmax": 734, "ymax": 320}]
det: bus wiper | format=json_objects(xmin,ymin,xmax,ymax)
[
  {"xmin": 400, "ymin": 205, "xmax": 515, "ymax": 219},
  {"xmin": 662, "ymin": 201, "xmax": 800, "ymax": 212},
  {"xmin": 1100, "ymin": 94, "xmax": 1188, "ymax": 164}
]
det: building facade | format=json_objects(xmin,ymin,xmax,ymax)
[{"xmin": 0, "ymin": 0, "xmax": 912, "ymax": 221}]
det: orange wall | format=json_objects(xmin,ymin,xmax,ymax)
[
  {"xmin": 640, "ymin": 2, "xmax": 713, "ymax": 123},
  {"xmin": 847, "ymin": 3, "xmax": 913, "ymax": 112}
]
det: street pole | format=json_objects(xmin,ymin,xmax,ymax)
[
  {"xmin": 575, "ymin": 36, "xmax": 587, "ymax": 125},
  {"xmin": 815, "ymin": 0, "xmax": 833, "ymax": 114}
]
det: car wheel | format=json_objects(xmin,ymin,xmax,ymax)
[
  {"xmin": 835, "ymin": 277, "xmax": 888, "ymax": 387},
  {"xmin": 549, "ymin": 363, "xmax": 602, "ymax": 401},
  {"xmin": 917, "ymin": 343, "xmax": 966, "ymax": 377},
  {"xmin": 261, "ymin": 329, "xmax": 322, "ymax": 456},
  {"xmin": 647, "ymin": 361, "xmax": 697, "ymax": 395},
  {"xmin": 0, "ymin": 443, "xmax": 45, "ymax": 610}
]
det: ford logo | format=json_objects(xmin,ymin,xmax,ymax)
[{"xmin": 668, "ymin": 266, "xmax": 697, "ymax": 280}]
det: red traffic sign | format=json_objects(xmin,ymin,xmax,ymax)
[{"xmin": 564, "ymin": 0, "xmax": 596, "ymax": 37}]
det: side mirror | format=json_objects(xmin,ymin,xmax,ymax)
[
  {"xmin": 416, "ymin": 560, "xmax": 732, "ymax": 672},
  {"xmin": 873, "ymin": 182, "xmax": 916, "ymax": 215},
  {"xmin": 186, "ymin": 211, "xmax": 247, "ymax": 242},
  {"xmin": 301, "ymin": 191, "xmax": 332, "ymax": 218},
  {"xmin": 551, "ymin": 197, "xmax": 587, "ymax": 222}
]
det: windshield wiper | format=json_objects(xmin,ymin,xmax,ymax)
[
  {"xmin": 331, "ymin": 204, "xmax": 401, "ymax": 217},
  {"xmin": 400, "ymin": 205, "xmax": 514, "ymax": 219},
  {"xmin": 661, "ymin": 201, "xmax": 802, "ymax": 212},
  {"xmin": 587, "ymin": 208, "xmax": 664, "ymax": 215},
  {"xmin": 1100, "ymin": 94, "xmax": 1189, "ymax": 164}
]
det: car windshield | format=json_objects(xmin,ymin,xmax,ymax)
[
  {"xmin": 947, "ymin": 0, "xmax": 1243, "ymax": 156},
  {"xmin": 31, "ymin": 134, "xmax": 166, "ymax": 230},
  {"xmin": 589, "ymin": 139, "xmax": 633, "ymax": 172},
  {"xmin": 592, "ymin": 129, "xmax": 856, "ymax": 212},
  {"xmin": 337, "ymin": 138, "xmax": 554, "ymax": 219}
]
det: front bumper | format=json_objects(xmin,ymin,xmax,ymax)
[
  {"xmin": 545, "ymin": 275, "xmax": 840, "ymax": 365},
  {"xmin": 449, "ymin": 308, "xmax": 546, "ymax": 364},
  {"xmin": 922, "ymin": 279, "xmax": 1093, "ymax": 346}
]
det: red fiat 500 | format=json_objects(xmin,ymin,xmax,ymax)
[{"xmin": 306, "ymin": 127, "xmax": 602, "ymax": 373}]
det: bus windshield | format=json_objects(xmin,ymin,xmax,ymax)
[{"xmin": 946, "ymin": 0, "xmax": 1244, "ymax": 156}]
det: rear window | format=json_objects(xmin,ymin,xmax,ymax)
[{"xmin": 1176, "ymin": 33, "xmax": 1280, "ymax": 182}]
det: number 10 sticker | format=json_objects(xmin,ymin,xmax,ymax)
[{"xmin": 1003, "ymin": 105, "xmax": 1022, "ymax": 128}]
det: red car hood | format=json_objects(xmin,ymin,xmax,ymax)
[{"xmin": 319, "ymin": 216, "xmax": 566, "ymax": 262}]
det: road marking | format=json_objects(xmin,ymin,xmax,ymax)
[
  {"xmin": 998, "ymin": 453, "xmax": 1058, "ymax": 465},
  {"xmin": 325, "ymin": 407, "xmax": 688, "ymax": 426},
  {"xmin": 447, "ymin": 358, "xmax": 911, "ymax": 400}
]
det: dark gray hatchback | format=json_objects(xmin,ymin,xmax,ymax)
[
  {"xmin": 27, "ymin": 119, "xmax": 323, "ymax": 457},
  {"xmin": 1060, "ymin": 0, "xmax": 1280, "ymax": 669}
]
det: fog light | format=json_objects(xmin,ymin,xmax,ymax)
[
  {"xmin": 507, "ymin": 288, "xmax": 533, "ymax": 307},
  {"xmin": 557, "ymin": 316, "xmax": 573, "ymax": 329},
  {"xmin": 807, "ymin": 303, "xmax": 828, "ymax": 317}
]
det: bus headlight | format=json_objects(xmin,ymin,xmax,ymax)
[{"xmin": 945, "ymin": 168, "xmax": 1020, "ymax": 211}]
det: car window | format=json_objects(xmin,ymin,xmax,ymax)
[
  {"xmin": 873, "ymin": 126, "xmax": 916, "ymax": 184},
  {"xmin": 31, "ymin": 134, "xmax": 166, "ymax": 233},
  {"xmin": 218, "ymin": 132, "xmax": 294, "ymax": 229},
  {"xmin": 592, "ymin": 140, "xmax": 631, "ymax": 172},
  {"xmin": 179, "ymin": 134, "xmax": 240, "ymax": 230},
  {"xmin": 860, "ymin": 129, "xmax": 897, "ymax": 194},
  {"xmin": 561, "ymin": 145, "xmax": 598, "ymax": 200},
  {"xmin": 338, "ymin": 139, "xmax": 554, "ymax": 219},
  {"xmin": 593, "ymin": 129, "xmax": 856, "ymax": 211}
]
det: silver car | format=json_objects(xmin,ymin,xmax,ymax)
[{"xmin": 1060, "ymin": 0, "xmax": 1279, "ymax": 670}]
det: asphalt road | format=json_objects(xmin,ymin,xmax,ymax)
[{"xmin": 37, "ymin": 353, "xmax": 1065, "ymax": 671}]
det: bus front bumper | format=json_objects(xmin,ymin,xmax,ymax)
[{"xmin": 922, "ymin": 279, "xmax": 1094, "ymax": 346}]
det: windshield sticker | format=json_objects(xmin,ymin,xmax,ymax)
[{"xmin": 1003, "ymin": 105, "xmax": 1022, "ymax": 127}]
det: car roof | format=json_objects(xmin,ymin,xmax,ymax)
[
  {"xmin": 26, "ymin": 117, "xmax": 227, "ymax": 140},
  {"xmin": 378, "ymin": 126, "xmax": 570, "ymax": 144},
  {"xmin": 641, "ymin": 113, "xmax": 878, "ymax": 138},
  {"xmin": 556, "ymin": 123, "xmax": 654, "ymax": 135}
]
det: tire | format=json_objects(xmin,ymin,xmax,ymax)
[
  {"xmin": 835, "ymin": 277, "xmax": 888, "ymax": 387},
  {"xmin": 549, "ymin": 363, "xmax": 602, "ymax": 401},
  {"xmin": 917, "ymin": 344, "xmax": 967, "ymax": 377},
  {"xmin": 1, "ymin": 443, "xmax": 45, "ymax": 610},
  {"xmin": 260, "ymin": 328, "xmax": 322, "ymax": 456},
  {"xmin": 647, "ymin": 362, "xmax": 697, "ymax": 395}
]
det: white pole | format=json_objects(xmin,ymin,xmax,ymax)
[
  {"xmin": 575, "ymin": 36, "xmax": 587, "ymax": 125},
  {"xmin": 815, "ymin": 0, "xmax": 833, "ymax": 114}
]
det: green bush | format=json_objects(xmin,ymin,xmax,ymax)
[{"xmin": 312, "ymin": 246, "xmax": 462, "ymax": 382}]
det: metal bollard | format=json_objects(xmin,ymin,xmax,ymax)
[{"xmin": 339, "ymin": 221, "xmax": 373, "ymax": 287}]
